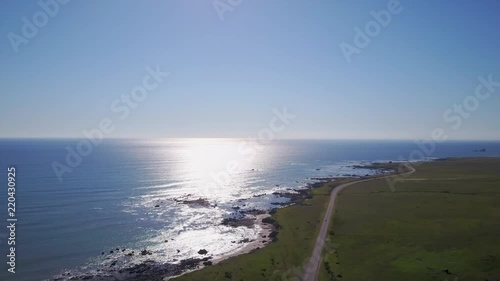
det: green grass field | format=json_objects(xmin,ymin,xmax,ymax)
[
  {"xmin": 173, "ymin": 178, "xmax": 358, "ymax": 281},
  {"xmin": 321, "ymin": 158, "xmax": 500, "ymax": 281}
]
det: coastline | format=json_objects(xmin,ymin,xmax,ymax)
[
  {"xmin": 208, "ymin": 214, "xmax": 274, "ymax": 264},
  {"xmin": 167, "ymin": 161, "xmax": 403, "ymax": 279},
  {"xmin": 164, "ymin": 214, "xmax": 275, "ymax": 281},
  {"xmin": 171, "ymin": 160, "xmax": 409, "ymax": 281},
  {"xmin": 51, "ymin": 160, "xmax": 411, "ymax": 281},
  {"xmin": 6, "ymin": 139, "xmax": 499, "ymax": 281},
  {"xmin": 54, "ymin": 157, "xmax": 497, "ymax": 281}
]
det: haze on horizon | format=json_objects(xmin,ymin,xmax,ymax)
[{"xmin": 1, "ymin": 0, "xmax": 499, "ymax": 140}]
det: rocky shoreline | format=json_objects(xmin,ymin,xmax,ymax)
[
  {"xmin": 52, "ymin": 212, "xmax": 276, "ymax": 281},
  {"xmin": 51, "ymin": 163, "xmax": 393, "ymax": 281}
]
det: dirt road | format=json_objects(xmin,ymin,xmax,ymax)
[{"xmin": 301, "ymin": 164, "xmax": 415, "ymax": 281}]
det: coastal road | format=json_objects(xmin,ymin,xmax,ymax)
[{"xmin": 301, "ymin": 164, "xmax": 416, "ymax": 281}]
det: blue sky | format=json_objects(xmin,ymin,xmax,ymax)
[{"xmin": 1, "ymin": 0, "xmax": 499, "ymax": 140}]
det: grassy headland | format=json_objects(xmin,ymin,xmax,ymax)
[{"xmin": 321, "ymin": 158, "xmax": 500, "ymax": 281}]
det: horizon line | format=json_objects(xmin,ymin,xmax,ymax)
[{"xmin": 1, "ymin": 137, "xmax": 500, "ymax": 142}]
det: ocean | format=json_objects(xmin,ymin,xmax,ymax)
[{"xmin": 1, "ymin": 139, "xmax": 499, "ymax": 280}]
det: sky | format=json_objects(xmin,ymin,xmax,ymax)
[{"xmin": 1, "ymin": 0, "xmax": 499, "ymax": 140}]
